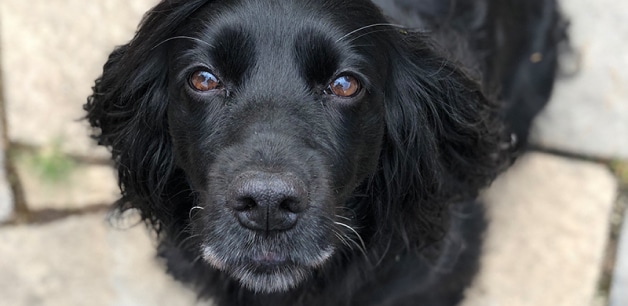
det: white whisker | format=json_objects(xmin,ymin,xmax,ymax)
[
  {"xmin": 189, "ymin": 205, "xmax": 205, "ymax": 220},
  {"xmin": 336, "ymin": 23, "xmax": 406, "ymax": 43},
  {"xmin": 151, "ymin": 36, "xmax": 214, "ymax": 50},
  {"xmin": 334, "ymin": 221, "xmax": 367, "ymax": 254},
  {"xmin": 335, "ymin": 214, "xmax": 352, "ymax": 221}
]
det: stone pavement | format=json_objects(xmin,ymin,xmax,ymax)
[
  {"xmin": 0, "ymin": 0, "xmax": 626, "ymax": 306},
  {"xmin": 531, "ymin": 0, "xmax": 628, "ymax": 160},
  {"xmin": 0, "ymin": 213, "xmax": 207, "ymax": 306},
  {"xmin": 463, "ymin": 153, "xmax": 617, "ymax": 306},
  {"xmin": 610, "ymin": 195, "xmax": 628, "ymax": 306},
  {"xmin": 0, "ymin": 109, "xmax": 13, "ymax": 222}
]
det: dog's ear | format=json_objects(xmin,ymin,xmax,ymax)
[
  {"xmin": 84, "ymin": 0, "xmax": 210, "ymax": 230},
  {"xmin": 370, "ymin": 32, "xmax": 511, "ymax": 249}
]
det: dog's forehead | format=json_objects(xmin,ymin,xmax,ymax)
[
  {"xmin": 181, "ymin": 0, "xmax": 386, "ymax": 86},
  {"xmin": 190, "ymin": 0, "xmax": 385, "ymax": 50}
]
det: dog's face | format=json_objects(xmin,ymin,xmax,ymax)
[
  {"xmin": 166, "ymin": 0, "xmax": 389, "ymax": 292},
  {"xmin": 87, "ymin": 0, "xmax": 508, "ymax": 297}
]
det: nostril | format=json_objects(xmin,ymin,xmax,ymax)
[
  {"xmin": 234, "ymin": 196, "xmax": 257, "ymax": 211},
  {"xmin": 279, "ymin": 198, "xmax": 303, "ymax": 214},
  {"xmin": 279, "ymin": 199, "xmax": 292, "ymax": 212}
]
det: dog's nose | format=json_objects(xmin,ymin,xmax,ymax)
[{"xmin": 230, "ymin": 171, "xmax": 307, "ymax": 232}]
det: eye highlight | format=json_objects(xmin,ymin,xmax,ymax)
[
  {"xmin": 189, "ymin": 70, "xmax": 221, "ymax": 92},
  {"xmin": 326, "ymin": 75, "xmax": 361, "ymax": 98}
]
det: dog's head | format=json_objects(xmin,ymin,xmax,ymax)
[{"xmin": 86, "ymin": 0, "xmax": 509, "ymax": 293}]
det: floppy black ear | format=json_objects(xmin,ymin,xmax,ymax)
[
  {"xmin": 84, "ymin": 0, "xmax": 211, "ymax": 231},
  {"xmin": 369, "ymin": 32, "xmax": 511, "ymax": 250}
]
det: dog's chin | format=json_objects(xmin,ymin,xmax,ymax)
[
  {"xmin": 231, "ymin": 263, "xmax": 310, "ymax": 293},
  {"xmin": 201, "ymin": 244, "xmax": 335, "ymax": 293}
]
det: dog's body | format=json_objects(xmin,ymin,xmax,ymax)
[{"xmin": 86, "ymin": 0, "xmax": 564, "ymax": 305}]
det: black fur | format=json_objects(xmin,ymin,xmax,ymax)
[{"xmin": 85, "ymin": 0, "xmax": 564, "ymax": 305}]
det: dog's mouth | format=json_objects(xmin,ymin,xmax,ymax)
[{"xmin": 201, "ymin": 242, "xmax": 335, "ymax": 293}]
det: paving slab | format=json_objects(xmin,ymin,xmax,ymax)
[
  {"xmin": 0, "ymin": 24, "xmax": 13, "ymax": 223},
  {"xmin": 530, "ymin": 0, "xmax": 628, "ymax": 159},
  {"xmin": 0, "ymin": 106, "xmax": 14, "ymax": 222},
  {"xmin": 13, "ymin": 152, "xmax": 119, "ymax": 210},
  {"xmin": 609, "ymin": 195, "xmax": 628, "ymax": 306},
  {"xmin": 0, "ymin": 162, "xmax": 13, "ymax": 222},
  {"xmin": 0, "ymin": 0, "xmax": 158, "ymax": 159},
  {"xmin": 0, "ymin": 143, "xmax": 13, "ymax": 223},
  {"xmin": 0, "ymin": 213, "xmax": 211, "ymax": 306},
  {"xmin": 463, "ymin": 153, "xmax": 618, "ymax": 306}
]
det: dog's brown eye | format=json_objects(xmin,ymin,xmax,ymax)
[
  {"xmin": 327, "ymin": 75, "xmax": 360, "ymax": 97},
  {"xmin": 189, "ymin": 70, "xmax": 221, "ymax": 92}
]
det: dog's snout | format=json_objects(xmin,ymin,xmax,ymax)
[{"xmin": 230, "ymin": 171, "xmax": 307, "ymax": 232}]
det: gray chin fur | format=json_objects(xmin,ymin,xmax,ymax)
[
  {"xmin": 202, "ymin": 244, "xmax": 336, "ymax": 293},
  {"xmin": 232, "ymin": 265, "xmax": 310, "ymax": 293}
]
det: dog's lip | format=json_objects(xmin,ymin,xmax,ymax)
[
  {"xmin": 201, "ymin": 242, "xmax": 336, "ymax": 272},
  {"xmin": 250, "ymin": 252, "xmax": 288, "ymax": 266}
]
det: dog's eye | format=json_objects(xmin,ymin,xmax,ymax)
[
  {"xmin": 189, "ymin": 70, "xmax": 221, "ymax": 92},
  {"xmin": 326, "ymin": 75, "xmax": 361, "ymax": 98}
]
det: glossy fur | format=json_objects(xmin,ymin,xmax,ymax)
[{"xmin": 85, "ymin": 0, "xmax": 565, "ymax": 305}]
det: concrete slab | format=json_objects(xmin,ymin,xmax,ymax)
[
  {"xmin": 13, "ymin": 152, "xmax": 119, "ymax": 210},
  {"xmin": 0, "ymin": 108, "xmax": 14, "ymax": 223},
  {"xmin": 0, "ymin": 23, "xmax": 13, "ymax": 223},
  {"xmin": 610, "ymin": 195, "xmax": 628, "ymax": 306},
  {"xmin": 463, "ymin": 153, "xmax": 618, "ymax": 306},
  {"xmin": 0, "ymin": 0, "xmax": 158, "ymax": 159},
  {"xmin": 531, "ymin": 0, "xmax": 628, "ymax": 159},
  {"xmin": 0, "ymin": 146, "xmax": 13, "ymax": 223},
  {"xmin": 0, "ymin": 213, "xmax": 210, "ymax": 306}
]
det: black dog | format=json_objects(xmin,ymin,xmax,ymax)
[{"xmin": 85, "ymin": 0, "xmax": 565, "ymax": 305}]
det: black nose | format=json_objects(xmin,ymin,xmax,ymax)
[{"xmin": 229, "ymin": 171, "xmax": 307, "ymax": 232}]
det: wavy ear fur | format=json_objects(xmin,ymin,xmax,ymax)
[
  {"xmin": 368, "ymin": 31, "xmax": 511, "ymax": 251},
  {"xmin": 84, "ymin": 0, "xmax": 212, "ymax": 232}
]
